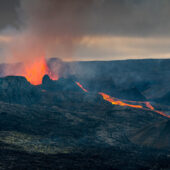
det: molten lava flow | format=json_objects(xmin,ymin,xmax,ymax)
[
  {"xmin": 22, "ymin": 57, "xmax": 58, "ymax": 85},
  {"xmin": 145, "ymin": 102, "xmax": 154, "ymax": 110},
  {"xmin": 99, "ymin": 92, "xmax": 170, "ymax": 118},
  {"xmin": 99, "ymin": 92, "xmax": 143, "ymax": 108},
  {"xmin": 75, "ymin": 82, "xmax": 170, "ymax": 118},
  {"xmin": 75, "ymin": 82, "xmax": 88, "ymax": 92}
]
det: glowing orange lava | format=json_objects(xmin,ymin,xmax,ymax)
[
  {"xmin": 99, "ymin": 92, "xmax": 170, "ymax": 118},
  {"xmin": 145, "ymin": 102, "xmax": 154, "ymax": 110},
  {"xmin": 99, "ymin": 92, "xmax": 143, "ymax": 108},
  {"xmin": 75, "ymin": 82, "xmax": 170, "ymax": 119},
  {"xmin": 22, "ymin": 58, "xmax": 48, "ymax": 85},
  {"xmin": 75, "ymin": 82, "xmax": 88, "ymax": 92},
  {"xmin": 21, "ymin": 57, "xmax": 58, "ymax": 85}
]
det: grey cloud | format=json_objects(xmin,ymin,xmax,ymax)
[
  {"xmin": 1, "ymin": 0, "xmax": 170, "ymax": 37},
  {"xmin": 1, "ymin": 0, "xmax": 170, "ymax": 62},
  {"xmin": 0, "ymin": 0, "xmax": 19, "ymax": 29},
  {"xmin": 86, "ymin": 0, "xmax": 170, "ymax": 36}
]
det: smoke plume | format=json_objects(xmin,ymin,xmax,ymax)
[{"xmin": 5, "ymin": 0, "xmax": 96, "ymax": 63}]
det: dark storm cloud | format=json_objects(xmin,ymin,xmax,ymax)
[
  {"xmin": 18, "ymin": 0, "xmax": 170, "ymax": 37},
  {"xmin": 1, "ymin": 0, "xmax": 170, "ymax": 37},
  {"xmin": 86, "ymin": 0, "xmax": 170, "ymax": 36},
  {"xmin": 0, "ymin": 0, "xmax": 170, "ymax": 35},
  {"xmin": 19, "ymin": 0, "xmax": 94, "ymax": 36},
  {"xmin": 2, "ymin": 0, "xmax": 97, "ymax": 62},
  {"xmin": 0, "ymin": 0, "xmax": 19, "ymax": 29},
  {"xmin": 1, "ymin": 0, "xmax": 170, "ymax": 62},
  {"xmin": 1, "ymin": 0, "xmax": 170, "ymax": 36}
]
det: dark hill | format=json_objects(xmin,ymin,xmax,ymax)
[
  {"xmin": 41, "ymin": 75, "xmax": 81, "ymax": 92},
  {"xmin": 0, "ymin": 98, "xmax": 169, "ymax": 169},
  {"xmin": 110, "ymin": 87, "xmax": 146, "ymax": 101},
  {"xmin": 0, "ymin": 76, "xmax": 87, "ymax": 105},
  {"xmin": 130, "ymin": 120, "xmax": 170, "ymax": 149},
  {"xmin": 155, "ymin": 91, "xmax": 170, "ymax": 105},
  {"xmin": 0, "ymin": 76, "xmax": 40, "ymax": 104}
]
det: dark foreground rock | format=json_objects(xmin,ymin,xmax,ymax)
[
  {"xmin": 0, "ymin": 142, "xmax": 170, "ymax": 170},
  {"xmin": 0, "ymin": 73, "xmax": 169, "ymax": 169},
  {"xmin": 0, "ymin": 99, "xmax": 169, "ymax": 169}
]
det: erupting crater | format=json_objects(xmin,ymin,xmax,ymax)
[{"xmin": 21, "ymin": 58, "xmax": 58, "ymax": 85}]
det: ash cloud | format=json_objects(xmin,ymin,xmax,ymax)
[
  {"xmin": 18, "ymin": 0, "xmax": 170, "ymax": 37},
  {"xmin": 1, "ymin": 0, "xmax": 170, "ymax": 62},
  {"xmin": 4, "ymin": 0, "xmax": 96, "ymax": 63}
]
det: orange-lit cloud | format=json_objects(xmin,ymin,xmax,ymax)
[{"xmin": 0, "ymin": 35, "xmax": 13, "ymax": 43}]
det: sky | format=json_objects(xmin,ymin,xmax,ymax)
[{"xmin": 0, "ymin": 0, "xmax": 170, "ymax": 62}]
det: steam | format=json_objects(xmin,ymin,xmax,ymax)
[
  {"xmin": 4, "ymin": 0, "xmax": 96, "ymax": 63},
  {"xmin": 1, "ymin": 0, "xmax": 170, "ymax": 63}
]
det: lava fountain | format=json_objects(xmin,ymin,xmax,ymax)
[{"xmin": 21, "ymin": 57, "xmax": 58, "ymax": 85}]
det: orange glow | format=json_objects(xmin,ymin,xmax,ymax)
[
  {"xmin": 22, "ymin": 58, "xmax": 48, "ymax": 85},
  {"xmin": 99, "ymin": 92, "xmax": 143, "ymax": 108},
  {"xmin": 48, "ymin": 71, "xmax": 59, "ymax": 81},
  {"xmin": 99, "ymin": 92, "xmax": 170, "ymax": 118},
  {"xmin": 145, "ymin": 102, "xmax": 154, "ymax": 110},
  {"xmin": 76, "ymin": 82, "xmax": 170, "ymax": 118},
  {"xmin": 76, "ymin": 82, "xmax": 88, "ymax": 92},
  {"xmin": 75, "ymin": 82, "xmax": 170, "ymax": 119},
  {"xmin": 21, "ymin": 57, "xmax": 58, "ymax": 85},
  {"xmin": 155, "ymin": 110, "xmax": 170, "ymax": 118}
]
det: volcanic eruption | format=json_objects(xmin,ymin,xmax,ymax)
[
  {"xmin": 1, "ymin": 0, "xmax": 170, "ymax": 169},
  {"xmin": 3, "ymin": 57, "xmax": 59, "ymax": 85},
  {"xmin": 20, "ymin": 57, "xmax": 59, "ymax": 85}
]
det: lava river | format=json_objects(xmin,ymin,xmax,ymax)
[{"xmin": 76, "ymin": 82, "xmax": 170, "ymax": 119}]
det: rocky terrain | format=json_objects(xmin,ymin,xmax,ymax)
[
  {"xmin": 130, "ymin": 120, "xmax": 170, "ymax": 149},
  {"xmin": 0, "ymin": 59, "xmax": 170, "ymax": 169},
  {"xmin": 0, "ymin": 96, "xmax": 169, "ymax": 169}
]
